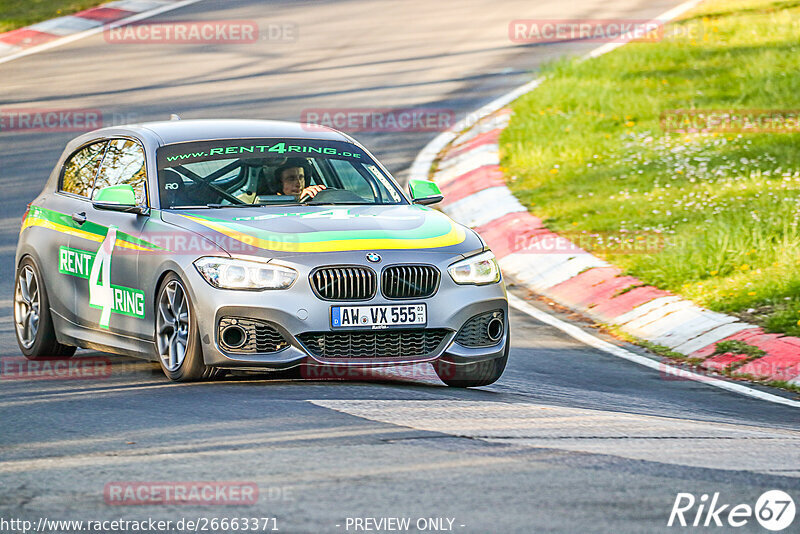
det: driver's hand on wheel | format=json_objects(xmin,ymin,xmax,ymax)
[{"xmin": 298, "ymin": 184, "xmax": 326, "ymax": 201}]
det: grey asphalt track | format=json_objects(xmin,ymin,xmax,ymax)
[{"xmin": 1, "ymin": 1, "xmax": 798, "ymax": 533}]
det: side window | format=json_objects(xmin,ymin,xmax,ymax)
[
  {"xmin": 61, "ymin": 141, "xmax": 107, "ymax": 198},
  {"xmin": 329, "ymin": 159, "xmax": 375, "ymax": 200},
  {"xmin": 92, "ymin": 139, "xmax": 147, "ymax": 205}
]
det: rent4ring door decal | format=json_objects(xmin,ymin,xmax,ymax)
[{"xmin": 58, "ymin": 227, "xmax": 145, "ymax": 327}]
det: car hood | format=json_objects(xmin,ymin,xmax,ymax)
[{"xmin": 159, "ymin": 204, "xmax": 483, "ymax": 259}]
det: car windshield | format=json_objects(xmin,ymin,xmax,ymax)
[{"xmin": 156, "ymin": 138, "xmax": 406, "ymax": 208}]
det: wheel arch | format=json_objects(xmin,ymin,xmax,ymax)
[{"xmin": 15, "ymin": 244, "xmax": 43, "ymax": 269}]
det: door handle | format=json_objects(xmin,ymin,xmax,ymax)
[{"xmin": 71, "ymin": 211, "xmax": 87, "ymax": 225}]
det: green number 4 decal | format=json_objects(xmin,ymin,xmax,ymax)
[{"xmin": 89, "ymin": 227, "xmax": 117, "ymax": 329}]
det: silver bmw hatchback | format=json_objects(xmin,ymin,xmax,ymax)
[{"xmin": 14, "ymin": 119, "xmax": 509, "ymax": 386}]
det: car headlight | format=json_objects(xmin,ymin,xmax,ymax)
[
  {"xmin": 448, "ymin": 251, "xmax": 501, "ymax": 285},
  {"xmin": 194, "ymin": 257, "xmax": 297, "ymax": 290}
]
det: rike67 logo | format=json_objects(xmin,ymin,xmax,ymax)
[{"xmin": 668, "ymin": 490, "xmax": 796, "ymax": 530}]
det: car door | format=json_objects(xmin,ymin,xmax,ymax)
[
  {"xmin": 45, "ymin": 140, "xmax": 108, "ymax": 325},
  {"xmin": 70, "ymin": 138, "xmax": 151, "ymax": 339}
]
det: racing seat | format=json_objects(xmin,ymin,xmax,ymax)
[
  {"xmin": 256, "ymin": 167, "xmax": 282, "ymax": 196},
  {"xmin": 160, "ymin": 169, "xmax": 188, "ymax": 208}
]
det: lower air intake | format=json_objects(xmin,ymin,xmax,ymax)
[
  {"xmin": 455, "ymin": 310, "xmax": 504, "ymax": 347},
  {"xmin": 298, "ymin": 329, "xmax": 449, "ymax": 359},
  {"xmin": 218, "ymin": 317, "xmax": 288, "ymax": 354}
]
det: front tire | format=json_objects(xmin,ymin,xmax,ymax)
[
  {"xmin": 433, "ymin": 343, "xmax": 509, "ymax": 388},
  {"xmin": 155, "ymin": 273, "xmax": 222, "ymax": 381},
  {"xmin": 14, "ymin": 257, "xmax": 75, "ymax": 359}
]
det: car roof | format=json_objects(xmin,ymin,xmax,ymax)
[{"xmin": 83, "ymin": 119, "xmax": 354, "ymax": 146}]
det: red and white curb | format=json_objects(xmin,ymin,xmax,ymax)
[
  {"xmin": 409, "ymin": 0, "xmax": 800, "ymax": 400},
  {"xmin": 0, "ymin": 0, "xmax": 203, "ymax": 66}
]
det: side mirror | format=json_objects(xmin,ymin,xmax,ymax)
[
  {"xmin": 409, "ymin": 179, "xmax": 443, "ymax": 205},
  {"xmin": 92, "ymin": 184, "xmax": 148, "ymax": 214}
]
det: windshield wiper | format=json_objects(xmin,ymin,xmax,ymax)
[
  {"xmin": 205, "ymin": 202, "xmax": 298, "ymax": 208},
  {"xmin": 303, "ymin": 202, "xmax": 375, "ymax": 206}
]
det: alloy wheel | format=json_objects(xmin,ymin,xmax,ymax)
[
  {"xmin": 156, "ymin": 280, "xmax": 191, "ymax": 371},
  {"xmin": 14, "ymin": 265, "xmax": 40, "ymax": 349}
]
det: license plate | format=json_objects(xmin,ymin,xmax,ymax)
[{"xmin": 331, "ymin": 304, "xmax": 426, "ymax": 328}]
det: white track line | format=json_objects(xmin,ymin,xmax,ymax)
[
  {"xmin": 509, "ymin": 294, "xmax": 800, "ymax": 409},
  {"xmin": 0, "ymin": 0, "xmax": 205, "ymax": 66}
]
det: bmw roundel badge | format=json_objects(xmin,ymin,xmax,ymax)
[{"xmin": 366, "ymin": 253, "xmax": 381, "ymax": 263}]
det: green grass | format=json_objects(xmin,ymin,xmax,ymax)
[
  {"xmin": 0, "ymin": 0, "xmax": 107, "ymax": 33},
  {"xmin": 501, "ymin": 0, "xmax": 800, "ymax": 337},
  {"xmin": 713, "ymin": 339, "xmax": 766, "ymax": 357},
  {"xmin": 639, "ymin": 340, "xmax": 690, "ymax": 361}
]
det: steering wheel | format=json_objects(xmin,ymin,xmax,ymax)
[
  {"xmin": 299, "ymin": 187, "xmax": 340, "ymax": 203},
  {"xmin": 302, "ymin": 188, "xmax": 369, "ymax": 204}
]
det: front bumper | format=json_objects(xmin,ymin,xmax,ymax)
[{"xmin": 182, "ymin": 253, "xmax": 509, "ymax": 370}]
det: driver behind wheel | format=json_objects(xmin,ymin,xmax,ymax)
[{"xmin": 274, "ymin": 158, "xmax": 325, "ymax": 200}]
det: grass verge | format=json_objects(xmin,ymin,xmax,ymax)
[
  {"xmin": 0, "ymin": 0, "xmax": 107, "ymax": 33},
  {"xmin": 500, "ymin": 0, "xmax": 800, "ymax": 336}
]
